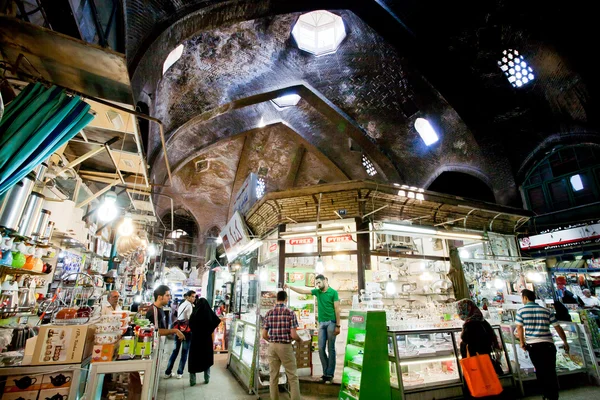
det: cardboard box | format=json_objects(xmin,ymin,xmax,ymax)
[
  {"xmin": 38, "ymin": 388, "xmax": 68, "ymax": 400},
  {"xmin": 3, "ymin": 375, "xmax": 42, "ymax": 393},
  {"xmin": 91, "ymin": 344, "xmax": 116, "ymax": 363},
  {"xmin": 30, "ymin": 325, "xmax": 95, "ymax": 366},
  {"xmin": 41, "ymin": 372, "xmax": 73, "ymax": 390},
  {"xmin": 1, "ymin": 390, "xmax": 39, "ymax": 400}
]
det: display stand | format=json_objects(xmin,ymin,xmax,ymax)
[
  {"xmin": 227, "ymin": 318, "xmax": 258, "ymax": 394},
  {"xmin": 500, "ymin": 322, "xmax": 590, "ymax": 395},
  {"xmin": 339, "ymin": 310, "xmax": 390, "ymax": 400},
  {"xmin": 0, "ymin": 361, "xmax": 90, "ymax": 400},
  {"xmin": 388, "ymin": 326, "xmax": 514, "ymax": 400},
  {"xmin": 85, "ymin": 337, "xmax": 163, "ymax": 400}
]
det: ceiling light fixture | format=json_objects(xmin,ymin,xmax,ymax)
[
  {"xmin": 257, "ymin": 117, "xmax": 266, "ymax": 128},
  {"xmin": 380, "ymin": 222, "xmax": 485, "ymax": 241},
  {"xmin": 385, "ymin": 274, "xmax": 396, "ymax": 295},
  {"xmin": 279, "ymin": 226, "xmax": 346, "ymax": 239},
  {"xmin": 291, "ymin": 10, "xmax": 346, "ymax": 56},
  {"xmin": 414, "ymin": 118, "xmax": 439, "ymax": 146}
]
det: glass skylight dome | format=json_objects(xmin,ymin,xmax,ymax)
[
  {"xmin": 498, "ymin": 49, "xmax": 535, "ymax": 88},
  {"xmin": 163, "ymin": 44, "xmax": 184, "ymax": 75},
  {"xmin": 292, "ymin": 10, "xmax": 346, "ymax": 56}
]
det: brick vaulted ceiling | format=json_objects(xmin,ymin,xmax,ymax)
[{"xmin": 125, "ymin": 0, "xmax": 599, "ymax": 238}]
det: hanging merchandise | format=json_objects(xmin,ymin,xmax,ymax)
[{"xmin": 0, "ymin": 82, "xmax": 95, "ymax": 195}]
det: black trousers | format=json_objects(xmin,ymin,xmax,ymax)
[{"xmin": 527, "ymin": 342, "xmax": 559, "ymax": 400}]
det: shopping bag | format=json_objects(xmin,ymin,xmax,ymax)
[{"xmin": 460, "ymin": 349, "xmax": 503, "ymax": 397}]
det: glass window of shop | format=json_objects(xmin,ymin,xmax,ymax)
[
  {"xmin": 230, "ymin": 252, "xmax": 259, "ymax": 321},
  {"xmin": 369, "ymin": 229, "xmax": 455, "ymax": 329}
]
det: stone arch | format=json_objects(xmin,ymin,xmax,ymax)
[{"xmin": 425, "ymin": 166, "xmax": 496, "ymax": 204}]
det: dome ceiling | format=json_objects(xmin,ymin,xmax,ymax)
[{"xmin": 126, "ymin": 0, "xmax": 599, "ymax": 238}]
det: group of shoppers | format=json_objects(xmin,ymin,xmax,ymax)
[
  {"xmin": 458, "ymin": 289, "xmax": 570, "ymax": 400},
  {"xmin": 146, "ymin": 285, "xmax": 221, "ymax": 387}
]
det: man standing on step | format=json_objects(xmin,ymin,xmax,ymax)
[
  {"xmin": 262, "ymin": 290, "xmax": 302, "ymax": 400},
  {"xmin": 516, "ymin": 289, "xmax": 569, "ymax": 400},
  {"xmin": 287, "ymin": 274, "xmax": 340, "ymax": 384}
]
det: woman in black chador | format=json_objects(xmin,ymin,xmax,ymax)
[{"xmin": 187, "ymin": 297, "xmax": 222, "ymax": 386}]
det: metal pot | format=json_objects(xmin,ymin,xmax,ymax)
[
  {"xmin": 17, "ymin": 192, "xmax": 45, "ymax": 238},
  {"xmin": 0, "ymin": 174, "xmax": 35, "ymax": 231},
  {"xmin": 32, "ymin": 209, "xmax": 51, "ymax": 240}
]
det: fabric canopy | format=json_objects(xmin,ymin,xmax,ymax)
[{"xmin": 0, "ymin": 82, "xmax": 94, "ymax": 195}]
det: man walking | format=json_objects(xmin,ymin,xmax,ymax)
[
  {"xmin": 516, "ymin": 289, "xmax": 570, "ymax": 400},
  {"xmin": 287, "ymin": 274, "xmax": 340, "ymax": 384},
  {"xmin": 146, "ymin": 285, "xmax": 185, "ymax": 340},
  {"xmin": 164, "ymin": 290, "xmax": 196, "ymax": 379},
  {"xmin": 262, "ymin": 290, "xmax": 302, "ymax": 400}
]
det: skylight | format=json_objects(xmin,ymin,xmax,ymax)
[
  {"xmin": 271, "ymin": 94, "xmax": 301, "ymax": 110},
  {"xmin": 414, "ymin": 118, "xmax": 439, "ymax": 146},
  {"xmin": 498, "ymin": 49, "xmax": 534, "ymax": 88},
  {"xmin": 362, "ymin": 155, "xmax": 377, "ymax": 176},
  {"xmin": 256, "ymin": 177, "xmax": 266, "ymax": 199},
  {"xmin": 570, "ymin": 174, "xmax": 584, "ymax": 191},
  {"xmin": 169, "ymin": 229, "xmax": 188, "ymax": 239},
  {"xmin": 162, "ymin": 44, "xmax": 184, "ymax": 75},
  {"xmin": 291, "ymin": 10, "xmax": 346, "ymax": 56}
]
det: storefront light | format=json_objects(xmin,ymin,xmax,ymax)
[
  {"xmin": 459, "ymin": 249, "xmax": 470, "ymax": 259},
  {"xmin": 216, "ymin": 236, "xmax": 223, "ymax": 244},
  {"xmin": 118, "ymin": 214, "xmax": 134, "ymax": 236},
  {"xmin": 527, "ymin": 271, "xmax": 543, "ymax": 282},
  {"xmin": 147, "ymin": 243, "xmax": 157, "ymax": 256},
  {"xmin": 97, "ymin": 191, "xmax": 118, "ymax": 222},
  {"xmin": 315, "ymin": 255, "xmax": 324, "ymax": 273},
  {"xmin": 385, "ymin": 275, "xmax": 396, "ymax": 295},
  {"xmin": 134, "ymin": 295, "xmax": 142, "ymax": 303},
  {"xmin": 494, "ymin": 278, "xmax": 504, "ymax": 289},
  {"xmin": 259, "ymin": 269, "xmax": 268, "ymax": 281}
]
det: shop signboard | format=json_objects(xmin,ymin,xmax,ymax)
[
  {"xmin": 232, "ymin": 172, "xmax": 259, "ymax": 216},
  {"xmin": 520, "ymin": 221, "xmax": 600, "ymax": 251},
  {"xmin": 219, "ymin": 211, "xmax": 251, "ymax": 260}
]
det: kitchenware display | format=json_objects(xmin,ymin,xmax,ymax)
[
  {"xmin": 14, "ymin": 376, "xmax": 37, "ymax": 390},
  {"xmin": 45, "ymin": 394, "xmax": 67, "ymax": 400},
  {"xmin": 100, "ymin": 315, "xmax": 121, "ymax": 324},
  {"xmin": 94, "ymin": 332, "xmax": 120, "ymax": 345},
  {"xmin": 49, "ymin": 272, "xmax": 104, "ymax": 325},
  {"xmin": 95, "ymin": 323, "xmax": 120, "ymax": 333},
  {"xmin": 11, "ymin": 242, "xmax": 27, "ymax": 268},
  {"xmin": 48, "ymin": 374, "xmax": 71, "ymax": 387},
  {"xmin": 0, "ymin": 351, "xmax": 23, "ymax": 366}
]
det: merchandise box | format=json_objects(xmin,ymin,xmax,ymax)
[
  {"xmin": 38, "ymin": 388, "xmax": 69, "ymax": 400},
  {"xmin": 41, "ymin": 372, "xmax": 73, "ymax": 390},
  {"xmin": 1, "ymin": 390, "xmax": 39, "ymax": 400},
  {"xmin": 117, "ymin": 337, "xmax": 135, "ymax": 360},
  {"xmin": 30, "ymin": 324, "xmax": 95, "ymax": 366},
  {"xmin": 3, "ymin": 375, "xmax": 42, "ymax": 393},
  {"xmin": 92, "ymin": 344, "xmax": 116, "ymax": 363}
]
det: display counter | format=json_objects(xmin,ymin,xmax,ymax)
[
  {"xmin": 500, "ymin": 322, "xmax": 591, "ymax": 394},
  {"xmin": 388, "ymin": 326, "xmax": 514, "ymax": 400},
  {"xmin": 228, "ymin": 318, "xmax": 257, "ymax": 393}
]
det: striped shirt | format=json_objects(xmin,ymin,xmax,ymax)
[
  {"xmin": 515, "ymin": 302, "xmax": 558, "ymax": 344},
  {"xmin": 263, "ymin": 303, "xmax": 299, "ymax": 343}
]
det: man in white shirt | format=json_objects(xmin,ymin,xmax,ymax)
[
  {"xmin": 581, "ymin": 289, "xmax": 600, "ymax": 307},
  {"xmin": 164, "ymin": 290, "xmax": 196, "ymax": 379},
  {"xmin": 101, "ymin": 290, "xmax": 122, "ymax": 315}
]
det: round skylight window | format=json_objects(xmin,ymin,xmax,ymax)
[{"xmin": 292, "ymin": 10, "xmax": 346, "ymax": 56}]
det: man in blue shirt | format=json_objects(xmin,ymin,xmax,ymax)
[{"xmin": 516, "ymin": 289, "xmax": 569, "ymax": 400}]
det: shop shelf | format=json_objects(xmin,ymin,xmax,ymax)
[
  {"xmin": 398, "ymin": 351, "xmax": 456, "ymax": 364},
  {"xmin": 339, "ymin": 390, "xmax": 359, "ymax": 400},
  {"xmin": 346, "ymin": 361, "xmax": 363, "ymax": 372}
]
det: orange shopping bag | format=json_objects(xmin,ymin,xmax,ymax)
[{"xmin": 460, "ymin": 349, "xmax": 503, "ymax": 398}]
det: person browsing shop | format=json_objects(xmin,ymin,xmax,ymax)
[
  {"xmin": 164, "ymin": 290, "xmax": 196, "ymax": 379},
  {"xmin": 262, "ymin": 290, "xmax": 302, "ymax": 400},
  {"xmin": 286, "ymin": 273, "xmax": 340, "ymax": 384},
  {"xmin": 581, "ymin": 289, "xmax": 600, "ymax": 308},
  {"xmin": 102, "ymin": 290, "xmax": 122, "ymax": 315},
  {"xmin": 146, "ymin": 285, "xmax": 185, "ymax": 341},
  {"xmin": 516, "ymin": 289, "xmax": 569, "ymax": 400}
]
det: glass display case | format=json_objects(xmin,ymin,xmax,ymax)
[
  {"xmin": 500, "ymin": 322, "xmax": 588, "ymax": 394},
  {"xmin": 227, "ymin": 318, "xmax": 257, "ymax": 394},
  {"xmin": 388, "ymin": 327, "xmax": 513, "ymax": 400}
]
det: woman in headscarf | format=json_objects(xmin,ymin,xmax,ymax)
[
  {"xmin": 553, "ymin": 299, "xmax": 572, "ymax": 322},
  {"xmin": 457, "ymin": 299, "xmax": 504, "ymax": 398},
  {"xmin": 188, "ymin": 297, "xmax": 222, "ymax": 386}
]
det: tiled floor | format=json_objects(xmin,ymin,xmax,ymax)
[{"xmin": 157, "ymin": 340, "xmax": 600, "ymax": 400}]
